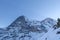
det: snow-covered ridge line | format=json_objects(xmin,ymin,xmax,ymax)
[{"xmin": 0, "ymin": 16, "xmax": 58, "ymax": 40}]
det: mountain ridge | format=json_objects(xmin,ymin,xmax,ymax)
[{"xmin": 0, "ymin": 16, "xmax": 58, "ymax": 40}]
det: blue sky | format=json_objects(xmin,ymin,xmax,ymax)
[{"xmin": 0, "ymin": 0, "xmax": 60, "ymax": 28}]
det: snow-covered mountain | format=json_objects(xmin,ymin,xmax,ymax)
[
  {"xmin": 41, "ymin": 18, "xmax": 56, "ymax": 30},
  {"xmin": 0, "ymin": 16, "xmax": 59, "ymax": 40}
]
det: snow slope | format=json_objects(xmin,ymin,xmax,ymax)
[{"xmin": 40, "ymin": 28, "xmax": 60, "ymax": 40}]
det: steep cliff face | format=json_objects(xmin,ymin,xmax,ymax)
[{"xmin": 0, "ymin": 16, "xmax": 58, "ymax": 40}]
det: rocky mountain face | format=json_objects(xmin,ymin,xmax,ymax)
[{"xmin": 0, "ymin": 16, "xmax": 57, "ymax": 40}]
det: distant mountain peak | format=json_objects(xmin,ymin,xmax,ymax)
[
  {"xmin": 41, "ymin": 18, "xmax": 56, "ymax": 23},
  {"xmin": 0, "ymin": 16, "xmax": 58, "ymax": 40},
  {"xmin": 40, "ymin": 18, "xmax": 56, "ymax": 30},
  {"xmin": 15, "ymin": 15, "xmax": 26, "ymax": 22},
  {"xmin": 41, "ymin": 18, "xmax": 54, "ymax": 22}
]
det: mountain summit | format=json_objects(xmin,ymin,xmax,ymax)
[{"xmin": 0, "ymin": 16, "xmax": 59, "ymax": 40}]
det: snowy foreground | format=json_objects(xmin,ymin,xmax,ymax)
[
  {"xmin": 40, "ymin": 28, "xmax": 60, "ymax": 40},
  {"xmin": 0, "ymin": 16, "xmax": 60, "ymax": 40}
]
